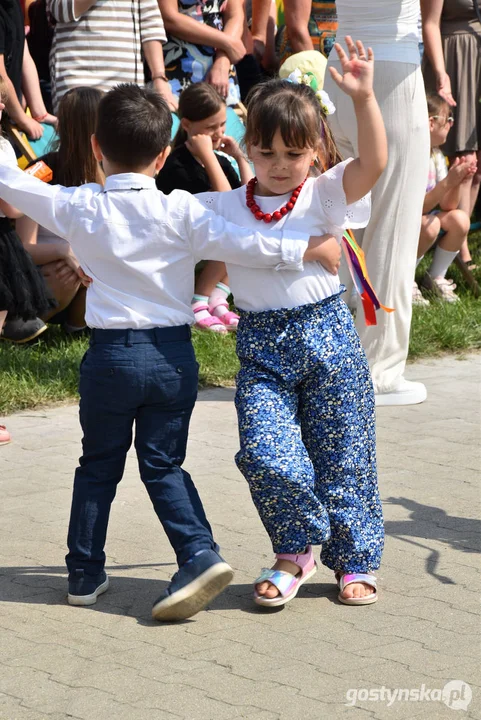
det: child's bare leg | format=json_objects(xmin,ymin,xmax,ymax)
[
  {"xmin": 418, "ymin": 214, "xmax": 441, "ymax": 259},
  {"xmin": 437, "ymin": 209, "xmax": 470, "ymax": 253},
  {"xmin": 65, "ymin": 287, "xmax": 87, "ymax": 328},
  {"xmin": 195, "ymin": 261, "xmax": 228, "ymax": 296},
  {"xmin": 0, "ymin": 310, "xmax": 7, "ymax": 334},
  {"xmin": 40, "ymin": 261, "xmax": 81, "ymax": 321}
]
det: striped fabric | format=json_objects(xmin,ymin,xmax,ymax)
[{"xmin": 47, "ymin": 0, "xmax": 166, "ymax": 111}]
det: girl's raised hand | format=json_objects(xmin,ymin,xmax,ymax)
[
  {"xmin": 186, "ymin": 134, "xmax": 214, "ymax": 160},
  {"xmin": 329, "ymin": 36, "xmax": 374, "ymax": 101}
]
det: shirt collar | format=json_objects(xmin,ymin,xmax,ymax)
[{"xmin": 103, "ymin": 173, "xmax": 157, "ymax": 192}]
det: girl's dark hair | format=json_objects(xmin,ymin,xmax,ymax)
[
  {"xmin": 244, "ymin": 79, "xmax": 342, "ymax": 171},
  {"xmin": 55, "ymin": 86, "xmax": 103, "ymax": 186},
  {"xmin": 426, "ymin": 92, "xmax": 449, "ymax": 118},
  {"xmin": 173, "ymin": 82, "xmax": 226, "ymax": 149}
]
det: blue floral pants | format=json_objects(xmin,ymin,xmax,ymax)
[{"xmin": 235, "ymin": 293, "xmax": 384, "ymax": 573}]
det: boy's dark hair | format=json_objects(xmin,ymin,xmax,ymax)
[
  {"xmin": 426, "ymin": 92, "xmax": 449, "ymax": 119},
  {"xmin": 95, "ymin": 84, "xmax": 172, "ymax": 168},
  {"xmin": 244, "ymin": 79, "xmax": 342, "ymax": 171},
  {"xmin": 173, "ymin": 82, "xmax": 225, "ymax": 149}
]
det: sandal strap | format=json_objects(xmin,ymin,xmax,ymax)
[
  {"xmin": 337, "ymin": 572, "xmax": 377, "ymax": 592},
  {"xmin": 208, "ymin": 297, "xmax": 229, "ymax": 312},
  {"xmin": 255, "ymin": 568, "xmax": 298, "ymax": 598},
  {"xmin": 192, "ymin": 302, "xmax": 210, "ymax": 314}
]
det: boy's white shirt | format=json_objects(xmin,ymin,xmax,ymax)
[
  {"xmin": 196, "ymin": 159, "xmax": 371, "ymax": 312},
  {"xmin": 0, "ymin": 164, "xmax": 310, "ymax": 329}
]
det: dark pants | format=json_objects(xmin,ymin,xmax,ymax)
[{"xmin": 66, "ymin": 326, "xmax": 216, "ymax": 577}]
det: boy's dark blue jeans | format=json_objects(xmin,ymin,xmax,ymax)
[{"xmin": 66, "ymin": 325, "xmax": 217, "ymax": 578}]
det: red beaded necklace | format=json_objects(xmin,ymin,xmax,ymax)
[{"xmin": 245, "ymin": 177, "xmax": 306, "ymax": 223}]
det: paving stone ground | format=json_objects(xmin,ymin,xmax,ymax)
[{"xmin": 0, "ymin": 354, "xmax": 480, "ymax": 720}]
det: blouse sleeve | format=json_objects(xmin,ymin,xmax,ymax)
[{"xmin": 315, "ymin": 158, "xmax": 371, "ymax": 231}]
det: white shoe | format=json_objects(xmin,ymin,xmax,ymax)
[
  {"xmin": 412, "ymin": 281, "xmax": 430, "ymax": 306},
  {"xmin": 375, "ymin": 379, "xmax": 427, "ymax": 407}
]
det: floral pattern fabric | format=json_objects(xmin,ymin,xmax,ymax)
[
  {"xmin": 163, "ymin": 0, "xmax": 241, "ymax": 106},
  {"xmin": 234, "ymin": 292, "xmax": 384, "ymax": 573}
]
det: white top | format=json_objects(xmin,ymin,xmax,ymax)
[
  {"xmin": 0, "ymin": 166, "xmax": 309, "ymax": 329},
  {"xmin": 330, "ymin": 0, "xmax": 421, "ymax": 65},
  {"xmin": 47, "ymin": 0, "xmax": 166, "ymax": 111},
  {"xmin": 196, "ymin": 159, "xmax": 371, "ymax": 312},
  {"xmin": 0, "ymin": 138, "xmax": 18, "ymax": 218}
]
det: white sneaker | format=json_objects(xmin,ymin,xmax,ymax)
[
  {"xmin": 412, "ymin": 281, "xmax": 430, "ymax": 306},
  {"xmin": 375, "ymin": 379, "xmax": 427, "ymax": 407}
]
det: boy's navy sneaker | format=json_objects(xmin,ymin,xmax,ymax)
[
  {"xmin": 68, "ymin": 569, "xmax": 109, "ymax": 606},
  {"xmin": 152, "ymin": 549, "xmax": 234, "ymax": 621}
]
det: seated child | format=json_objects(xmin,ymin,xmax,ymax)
[
  {"xmin": 17, "ymin": 87, "xmax": 104, "ymax": 334},
  {"xmin": 0, "ymin": 83, "xmax": 334, "ymax": 622},
  {"xmin": 414, "ymin": 94, "xmax": 476, "ymax": 305},
  {"xmin": 157, "ymin": 83, "xmax": 253, "ymax": 333}
]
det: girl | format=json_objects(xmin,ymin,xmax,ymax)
[
  {"xmin": 196, "ymin": 37, "xmax": 387, "ymax": 606},
  {"xmin": 414, "ymin": 94, "xmax": 475, "ymax": 304},
  {"xmin": 157, "ymin": 82, "xmax": 253, "ymax": 333},
  {"xmin": 0, "ymin": 77, "xmax": 54, "ymax": 345},
  {"xmin": 16, "ymin": 87, "xmax": 104, "ymax": 334}
]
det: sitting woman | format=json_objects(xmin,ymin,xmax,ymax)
[{"xmin": 16, "ymin": 87, "xmax": 104, "ymax": 333}]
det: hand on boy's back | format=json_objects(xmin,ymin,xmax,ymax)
[
  {"xmin": 305, "ymin": 234, "xmax": 341, "ymax": 275},
  {"xmin": 186, "ymin": 134, "xmax": 214, "ymax": 160}
]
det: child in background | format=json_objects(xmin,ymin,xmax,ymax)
[
  {"xmin": 414, "ymin": 94, "xmax": 476, "ymax": 305},
  {"xmin": 17, "ymin": 87, "xmax": 104, "ymax": 332},
  {"xmin": 197, "ymin": 38, "xmax": 387, "ymax": 607},
  {"xmin": 157, "ymin": 83, "xmax": 253, "ymax": 333},
  {"xmin": 0, "ymin": 77, "xmax": 54, "ymax": 347},
  {"xmin": 0, "ymin": 84, "xmax": 332, "ymax": 620}
]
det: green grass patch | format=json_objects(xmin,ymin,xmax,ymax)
[
  {"xmin": 0, "ymin": 327, "xmax": 239, "ymax": 415},
  {"xmin": 1, "ymin": 228, "xmax": 480, "ymax": 415}
]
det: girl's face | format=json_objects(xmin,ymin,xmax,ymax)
[
  {"xmin": 429, "ymin": 108, "xmax": 454, "ymax": 147},
  {"xmin": 182, "ymin": 107, "xmax": 227, "ymax": 150},
  {"xmin": 248, "ymin": 129, "xmax": 318, "ymax": 196}
]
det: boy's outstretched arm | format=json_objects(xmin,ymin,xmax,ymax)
[
  {"xmin": 329, "ymin": 37, "xmax": 388, "ymax": 205},
  {"xmin": 0, "ymin": 163, "xmax": 76, "ymax": 241},
  {"xmin": 181, "ymin": 193, "xmax": 334, "ymax": 271}
]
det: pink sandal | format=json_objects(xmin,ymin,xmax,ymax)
[
  {"xmin": 254, "ymin": 546, "xmax": 317, "ymax": 607},
  {"xmin": 0, "ymin": 425, "xmax": 11, "ymax": 446},
  {"xmin": 192, "ymin": 302, "xmax": 228, "ymax": 334},
  {"xmin": 208, "ymin": 297, "xmax": 239, "ymax": 331},
  {"xmin": 336, "ymin": 572, "xmax": 378, "ymax": 606}
]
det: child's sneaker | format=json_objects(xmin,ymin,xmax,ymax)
[
  {"xmin": 0, "ymin": 317, "xmax": 47, "ymax": 343},
  {"xmin": 412, "ymin": 281, "xmax": 430, "ymax": 306},
  {"xmin": 152, "ymin": 549, "xmax": 233, "ymax": 621},
  {"xmin": 0, "ymin": 425, "xmax": 11, "ymax": 446},
  {"xmin": 68, "ymin": 569, "xmax": 109, "ymax": 606},
  {"xmin": 422, "ymin": 273, "xmax": 459, "ymax": 302}
]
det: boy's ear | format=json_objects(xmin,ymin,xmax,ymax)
[
  {"xmin": 91, "ymin": 134, "xmax": 103, "ymax": 162},
  {"xmin": 180, "ymin": 118, "xmax": 191, "ymax": 134},
  {"xmin": 154, "ymin": 145, "xmax": 171, "ymax": 174}
]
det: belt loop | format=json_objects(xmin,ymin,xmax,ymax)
[
  {"xmin": 154, "ymin": 327, "xmax": 161, "ymax": 345},
  {"xmin": 125, "ymin": 329, "xmax": 133, "ymax": 347},
  {"xmin": 90, "ymin": 329, "xmax": 96, "ymax": 346},
  {"xmin": 187, "ymin": 325, "xmax": 192, "ymax": 340}
]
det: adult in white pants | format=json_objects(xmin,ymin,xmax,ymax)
[{"xmin": 324, "ymin": 0, "xmax": 430, "ymax": 406}]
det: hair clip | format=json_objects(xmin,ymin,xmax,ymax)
[{"xmin": 286, "ymin": 69, "xmax": 336, "ymax": 115}]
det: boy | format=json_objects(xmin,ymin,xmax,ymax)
[{"xmin": 0, "ymin": 84, "xmax": 338, "ymax": 622}]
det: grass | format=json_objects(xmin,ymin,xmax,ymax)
[{"xmin": 1, "ymin": 228, "xmax": 480, "ymax": 415}]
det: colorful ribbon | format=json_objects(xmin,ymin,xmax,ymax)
[{"xmin": 341, "ymin": 229, "xmax": 394, "ymax": 326}]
